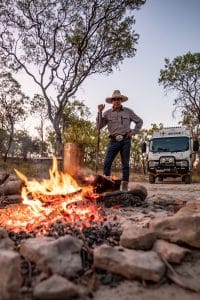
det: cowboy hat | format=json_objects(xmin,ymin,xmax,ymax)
[{"xmin": 105, "ymin": 90, "xmax": 128, "ymax": 104}]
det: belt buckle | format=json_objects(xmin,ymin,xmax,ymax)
[{"xmin": 115, "ymin": 134, "xmax": 123, "ymax": 141}]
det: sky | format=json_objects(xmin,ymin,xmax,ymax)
[
  {"xmin": 17, "ymin": 0, "xmax": 200, "ymax": 131},
  {"xmin": 75, "ymin": 0, "xmax": 200, "ymax": 129}
]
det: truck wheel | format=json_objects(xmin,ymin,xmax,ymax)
[
  {"xmin": 149, "ymin": 175, "xmax": 155, "ymax": 184},
  {"xmin": 184, "ymin": 175, "xmax": 192, "ymax": 184}
]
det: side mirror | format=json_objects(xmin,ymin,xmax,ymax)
[
  {"xmin": 141, "ymin": 142, "xmax": 147, "ymax": 153},
  {"xmin": 193, "ymin": 140, "xmax": 199, "ymax": 152}
]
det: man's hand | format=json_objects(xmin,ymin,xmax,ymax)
[
  {"xmin": 98, "ymin": 104, "xmax": 105, "ymax": 112},
  {"xmin": 126, "ymin": 131, "xmax": 133, "ymax": 138}
]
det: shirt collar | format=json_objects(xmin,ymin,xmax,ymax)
[{"xmin": 112, "ymin": 105, "xmax": 124, "ymax": 112}]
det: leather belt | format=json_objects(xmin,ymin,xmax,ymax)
[{"xmin": 109, "ymin": 134, "xmax": 128, "ymax": 141}]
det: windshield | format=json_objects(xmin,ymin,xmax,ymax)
[{"xmin": 149, "ymin": 137, "xmax": 189, "ymax": 153}]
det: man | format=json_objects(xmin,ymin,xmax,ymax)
[{"xmin": 97, "ymin": 90, "xmax": 143, "ymax": 191}]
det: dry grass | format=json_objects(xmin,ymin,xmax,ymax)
[{"xmin": 0, "ymin": 159, "xmax": 49, "ymax": 179}]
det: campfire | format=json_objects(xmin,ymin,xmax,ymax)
[{"xmin": 0, "ymin": 156, "xmax": 104, "ymax": 233}]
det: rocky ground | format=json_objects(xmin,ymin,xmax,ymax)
[
  {"xmin": 93, "ymin": 181, "xmax": 200, "ymax": 300},
  {"xmin": 0, "ymin": 173, "xmax": 200, "ymax": 300}
]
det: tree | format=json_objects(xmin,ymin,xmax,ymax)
[
  {"xmin": 159, "ymin": 52, "xmax": 200, "ymax": 134},
  {"xmin": 49, "ymin": 100, "xmax": 98, "ymax": 165},
  {"xmin": 31, "ymin": 94, "xmax": 49, "ymax": 156},
  {"xmin": 0, "ymin": 72, "xmax": 29, "ymax": 161},
  {"xmin": 0, "ymin": 0, "xmax": 146, "ymax": 155},
  {"xmin": 61, "ymin": 99, "xmax": 91, "ymax": 132},
  {"xmin": 14, "ymin": 129, "xmax": 48, "ymax": 159},
  {"xmin": 64, "ymin": 119, "xmax": 97, "ymax": 167},
  {"xmin": 0, "ymin": 128, "xmax": 8, "ymax": 157}
]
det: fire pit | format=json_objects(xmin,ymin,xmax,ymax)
[
  {"xmin": 0, "ymin": 157, "xmax": 103, "ymax": 233},
  {"xmin": 0, "ymin": 156, "xmax": 147, "ymax": 235}
]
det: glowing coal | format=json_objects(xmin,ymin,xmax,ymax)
[{"xmin": 0, "ymin": 157, "xmax": 103, "ymax": 233}]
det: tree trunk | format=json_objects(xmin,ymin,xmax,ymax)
[
  {"xmin": 63, "ymin": 143, "xmax": 84, "ymax": 179},
  {"xmin": 4, "ymin": 123, "xmax": 14, "ymax": 162},
  {"xmin": 53, "ymin": 123, "xmax": 63, "ymax": 157}
]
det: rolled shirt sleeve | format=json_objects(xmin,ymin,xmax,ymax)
[
  {"xmin": 96, "ymin": 111, "xmax": 108, "ymax": 129},
  {"xmin": 96, "ymin": 106, "xmax": 143, "ymax": 135},
  {"xmin": 129, "ymin": 109, "xmax": 143, "ymax": 135}
]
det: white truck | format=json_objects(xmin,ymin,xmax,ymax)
[{"xmin": 142, "ymin": 127, "xmax": 199, "ymax": 184}]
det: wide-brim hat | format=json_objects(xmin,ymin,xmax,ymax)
[{"xmin": 105, "ymin": 90, "xmax": 128, "ymax": 104}]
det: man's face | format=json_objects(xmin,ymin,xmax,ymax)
[{"xmin": 111, "ymin": 98, "xmax": 122, "ymax": 109}]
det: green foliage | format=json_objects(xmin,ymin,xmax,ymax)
[
  {"xmin": 8, "ymin": 129, "xmax": 48, "ymax": 159},
  {"xmin": 0, "ymin": 72, "xmax": 28, "ymax": 125},
  {"xmin": 0, "ymin": 128, "xmax": 8, "ymax": 154},
  {"xmin": 0, "ymin": 0, "xmax": 146, "ymax": 154},
  {"xmin": 0, "ymin": 72, "xmax": 29, "ymax": 160},
  {"xmin": 62, "ymin": 100, "xmax": 98, "ymax": 166},
  {"xmin": 159, "ymin": 52, "xmax": 200, "ymax": 132}
]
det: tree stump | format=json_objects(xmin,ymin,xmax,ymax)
[{"xmin": 63, "ymin": 143, "xmax": 84, "ymax": 179}]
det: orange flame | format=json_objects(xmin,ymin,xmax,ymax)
[{"xmin": 0, "ymin": 156, "xmax": 103, "ymax": 233}]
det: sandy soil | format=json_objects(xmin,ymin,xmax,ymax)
[{"xmin": 144, "ymin": 182, "xmax": 200, "ymax": 201}]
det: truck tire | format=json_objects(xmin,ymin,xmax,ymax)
[
  {"xmin": 184, "ymin": 175, "xmax": 192, "ymax": 184},
  {"xmin": 149, "ymin": 175, "xmax": 155, "ymax": 184}
]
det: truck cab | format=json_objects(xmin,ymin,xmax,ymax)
[{"xmin": 142, "ymin": 127, "xmax": 199, "ymax": 184}]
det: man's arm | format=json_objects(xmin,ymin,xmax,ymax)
[
  {"xmin": 129, "ymin": 109, "xmax": 143, "ymax": 135},
  {"xmin": 96, "ymin": 104, "xmax": 107, "ymax": 129}
]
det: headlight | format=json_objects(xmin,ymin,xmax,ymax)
[
  {"xmin": 148, "ymin": 160, "xmax": 158, "ymax": 167},
  {"xmin": 181, "ymin": 161, "xmax": 188, "ymax": 167},
  {"xmin": 176, "ymin": 160, "xmax": 188, "ymax": 167},
  {"xmin": 160, "ymin": 157, "xmax": 175, "ymax": 164}
]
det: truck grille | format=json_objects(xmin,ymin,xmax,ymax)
[{"xmin": 159, "ymin": 156, "xmax": 175, "ymax": 166}]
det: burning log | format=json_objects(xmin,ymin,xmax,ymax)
[
  {"xmin": 0, "ymin": 155, "xmax": 147, "ymax": 235},
  {"xmin": 91, "ymin": 174, "xmax": 121, "ymax": 193},
  {"xmin": 0, "ymin": 195, "xmax": 22, "ymax": 208},
  {"xmin": 27, "ymin": 188, "xmax": 82, "ymax": 204}
]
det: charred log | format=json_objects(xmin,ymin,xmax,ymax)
[
  {"xmin": 0, "ymin": 195, "xmax": 22, "ymax": 208},
  {"xmin": 97, "ymin": 185, "xmax": 148, "ymax": 208},
  {"xmin": 97, "ymin": 191, "xmax": 147, "ymax": 208},
  {"xmin": 91, "ymin": 175, "xmax": 121, "ymax": 193}
]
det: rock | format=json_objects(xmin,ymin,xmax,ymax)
[
  {"xmin": 120, "ymin": 226, "xmax": 156, "ymax": 250},
  {"xmin": 149, "ymin": 205, "xmax": 200, "ymax": 248},
  {"xmin": 33, "ymin": 274, "xmax": 80, "ymax": 300},
  {"xmin": 93, "ymin": 244, "xmax": 165, "ymax": 282},
  {"xmin": 153, "ymin": 239, "xmax": 190, "ymax": 263},
  {"xmin": 20, "ymin": 235, "xmax": 83, "ymax": 278},
  {"xmin": 0, "ymin": 227, "xmax": 14, "ymax": 250},
  {"xmin": 0, "ymin": 180, "xmax": 22, "ymax": 196},
  {"xmin": 0, "ymin": 227, "xmax": 9, "ymax": 238},
  {"xmin": 186, "ymin": 200, "xmax": 200, "ymax": 209},
  {"xmin": 0, "ymin": 237, "xmax": 15, "ymax": 250},
  {"xmin": 0, "ymin": 172, "xmax": 9, "ymax": 185},
  {"xmin": 128, "ymin": 183, "xmax": 148, "ymax": 201},
  {"xmin": 0, "ymin": 249, "xmax": 22, "ymax": 300}
]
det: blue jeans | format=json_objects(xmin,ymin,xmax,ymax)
[{"xmin": 103, "ymin": 138, "xmax": 131, "ymax": 182}]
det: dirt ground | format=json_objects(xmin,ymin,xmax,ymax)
[
  {"xmin": 93, "ymin": 181, "xmax": 200, "ymax": 300},
  {"xmin": 144, "ymin": 181, "xmax": 200, "ymax": 201}
]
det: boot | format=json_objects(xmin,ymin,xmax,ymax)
[{"xmin": 120, "ymin": 181, "xmax": 129, "ymax": 191}]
